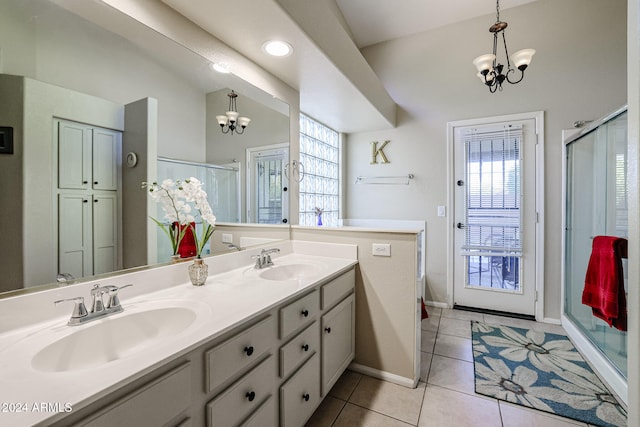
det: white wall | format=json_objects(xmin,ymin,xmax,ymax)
[{"xmin": 344, "ymin": 0, "xmax": 627, "ymax": 320}]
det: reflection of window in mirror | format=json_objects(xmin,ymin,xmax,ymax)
[{"xmin": 299, "ymin": 114, "xmax": 340, "ymax": 226}]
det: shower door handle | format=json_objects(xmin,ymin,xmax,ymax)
[{"xmin": 456, "ymin": 222, "xmax": 465, "ymax": 229}]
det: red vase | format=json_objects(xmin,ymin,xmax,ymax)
[{"xmin": 172, "ymin": 222, "xmax": 197, "ymax": 258}]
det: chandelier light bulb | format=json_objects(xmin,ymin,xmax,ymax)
[
  {"xmin": 473, "ymin": 54, "xmax": 496, "ymax": 74},
  {"xmin": 510, "ymin": 49, "xmax": 536, "ymax": 70},
  {"xmin": 216, "ymin": 115, "xmax": 228, "ymax": 126}
]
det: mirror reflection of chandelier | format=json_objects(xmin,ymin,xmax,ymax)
[
  {"xmin": 472, "ymin": 0, "xmax": 535, "ymax": 93},
  {"xmin": 216, "ymin": 90, "xmax": 251, "ymax": 134}
]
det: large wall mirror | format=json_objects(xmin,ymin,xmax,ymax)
[{"xmin": 0, "ymin": 0, "xmax": 291, "ymax": 295}]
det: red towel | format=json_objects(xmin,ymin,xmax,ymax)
[
  {"xmin": 421, "ymin": 298, "xmax": 429, "ymax": 320},
  {"xmin": 581, "ymin": 236, "xmax": 628, "ymax": 331},
  {"xmin": 173, "ymin": 222, "xmax": 197, "ymax": 258}
]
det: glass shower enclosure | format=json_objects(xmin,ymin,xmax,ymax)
[{"xmin": 564, "ymin": 106, "xmax": 627, "ymax": 379}]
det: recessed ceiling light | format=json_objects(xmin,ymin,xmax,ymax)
[
  {"xmin": 262, "ymin": 40, "xmax": 293, "ymax": 57},
  {"xmin": 209, "ymin": 62, "xmax": 231, "ymax": 74}
]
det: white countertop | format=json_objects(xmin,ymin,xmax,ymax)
[{"xmin": 0, "ymin": 243, "xmax": 357, "ymax": 426}]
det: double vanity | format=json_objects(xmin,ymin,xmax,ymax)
[{"xmin": 0, "ymin": 241, "xmax": 357, "ymax": 426}]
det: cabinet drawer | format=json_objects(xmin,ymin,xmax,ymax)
[
  {"xmin": 205, "ymin": 316, "xmax": 276, "ymax": 393},
  {"xmin": 83, "ymin": 363, "xmax": 191, "ymax": 427},
  {"xmin": 240, "ymin": 395, "xmax": 276, "ymax": 427},
  {"xmin": 280, "ymin": 353, "xmax": 321, "ymax": 427},
  {"xmin": 280, "ymin": 321, "xmax": 319, "ymax": 379},
  {"xmin": 279, "ymin": 290, "xmax": 319, "ymax": 339},
  {"xmin": 321, "ymin": 268, "xmax": 355, "ymax": 310},
  {"xmin": 207, "ymin": 355, "xmax": 275, "ymax": 427}
]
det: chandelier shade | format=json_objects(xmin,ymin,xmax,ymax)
[{"xmin": 473, "ymin": 0, "xmax": 535, "ymax": 93}]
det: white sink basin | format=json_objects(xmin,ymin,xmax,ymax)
[
  {"xmin": 258, "ymin": 263, "xmax": 324, "ymax": 281},
  {"xmin": 31, "ymin": 306, "xmax": 196, "ymax": 373}
]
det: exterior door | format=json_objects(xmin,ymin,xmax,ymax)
[
  {"xmin": 452, "ymin": 117, "xmax": 539, "ymax": 316},
  {"xmin": 246, "ymin": 144, "xmax": 289, "ymax": 224}
]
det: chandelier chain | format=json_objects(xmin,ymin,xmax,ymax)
[{"xmin": 495, "ymin": 0, "xmax": 501, "ymax": 23}]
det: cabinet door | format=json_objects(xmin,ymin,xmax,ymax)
[
  {"xmin": 58, "ymin": 193, "xmax": 92, "ymax": 278},
  {"xmin": 321, "ymin": 294, "xmax": 355, "ymax": 395},
  {"xmin": 280, "ymin": 353, "xmax": 320, "ymax": 427},
  {"xmin": 92, "ymin": 128, "xmax": 119, "ymax": 191},
  {"xmin": 58, "ymin": 121, "xmax": 92, "ymax": 189},
  {"xmin": 93, "ymin": 193, "xmax": 118, "ymax": 275}
]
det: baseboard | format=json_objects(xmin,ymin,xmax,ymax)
[
  {"xmin": 348, "ymin": 363, "xmax": 418, "ymax": 388},
  {"xmin": 542, "ymin": 316, "xmax": 562, "ymax": 325},
  {"xmin": 425, "ymin": 300, "xmax": 448, "ymax": 309}
]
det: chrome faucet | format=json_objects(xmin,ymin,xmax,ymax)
[
  {"xmin": 252, "ymin": 248, "xmax": 280, "ymax": 269},
  {"xmin": 55, "ymin": 284, "xmax": 133, "ymax": 326},
  {"xmin": 228, "ymin": 243, "xmax": 244, "ymax": 251}
]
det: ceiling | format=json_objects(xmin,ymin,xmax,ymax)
[
  {"xmin": 335, "ymin": 0, "xmax": 539, "ymax": 48},
  {"xmin": 159, "ymin": 0, "xmax": 539, "ymax": 133}
]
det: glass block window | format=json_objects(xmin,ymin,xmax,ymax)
[{"xmin": 299, "ymin": 114, "xmax": 340, "ymax": 226}]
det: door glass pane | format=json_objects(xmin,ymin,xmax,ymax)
[
  {"xmin": 463, "ymin": 127, "xmax": 522, "ymax": 291},
  {"xmin": 255, "ymin": 155, "xmax": 284, "ymax": 224}
]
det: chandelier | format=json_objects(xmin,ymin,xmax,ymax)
[
  {"xmin": 216, "ymin": 90, "xmax": 251, "ymax": 134},
  {"xmin": 472, "ymin": 0, "xmax": 535, "ymax": 93}
]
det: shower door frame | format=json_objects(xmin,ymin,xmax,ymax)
[{"xmin": 560, "ymin": 105, "xmax": 628, "ymax": 404}]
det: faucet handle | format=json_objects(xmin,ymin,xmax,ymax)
[
  {"xmin": 54, "ymin": 297, "xmax": 88, "ymax": 319},
  {"xmin": 251, "ymin": 254, "xmax": 263, "ymax": 269},
  {"xmin": 105, "ymin": 284, "xmax": 133, "ymax": 309},
  {"xmin": 90, "ymin": 284, "xmax": 105, "ymax": 313}
]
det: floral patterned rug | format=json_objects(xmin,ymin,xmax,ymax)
[{"xmin": 471, "ymin": 321, "xmax": 627, "ymax": 427}]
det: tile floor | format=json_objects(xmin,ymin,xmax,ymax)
[{"xmin": 306, "ymin": 307, "xmax": 604, "ymax": 427}]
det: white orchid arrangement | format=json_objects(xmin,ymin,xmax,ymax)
[{"xmin": 143, "ymin": 178, "xmax": 216, "ymax": 258}]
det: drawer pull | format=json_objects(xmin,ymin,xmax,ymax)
[
  {"xmin": 246, "ymin": 391, "xmax": 256, "ymax": 402},
  {"xmin": 302, "ymin": 393, "xmax": 310, "ymax": 402},
  {"xmin": 324, "ymin": 327, "xmax": 331, "ymax": 334},
  {"xmin": 244, "ymin": 346, "xmax": 254, "ymax": 356},
  {"xmin": 301, "ymin": 309, "xmax": 309, "ymax": 317},
  {"xmin": 301, "ymin": 344, "xmax": 309, "ymax": 352}
]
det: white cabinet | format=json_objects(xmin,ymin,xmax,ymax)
[
  {"xmin": 280, "ymin": 353, "xmax": 321, "ymax": 427},
  {"xmin": 322, "ymin": 293, "xmax": 355, "ymax": 394},
  {"xmin": 56, "ymin": 119, "xmax": 121, "ymax": 278},
  {"xmin": 50, "ymin": 266, "xmax": 355, "ymax": 427},
  {"xmin": 58, "ymin": 192, "xmax": 117, "ymax": 279},
  {"xmin": 58, "ymin": 120, "xmax": 118, "ymax": 191}
]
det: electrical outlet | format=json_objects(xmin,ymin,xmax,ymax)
[
  {"xmin": 222, "ymin": 233, "xmax": 233, "ymax": 243},
  {"xmin": 372, "ymin": 243, "xmax": 391, "ymax": 257}
]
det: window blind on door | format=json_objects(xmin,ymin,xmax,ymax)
[{"xmin": 461, "ymin": 125, "xmax": 523, "ymax": 256}]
